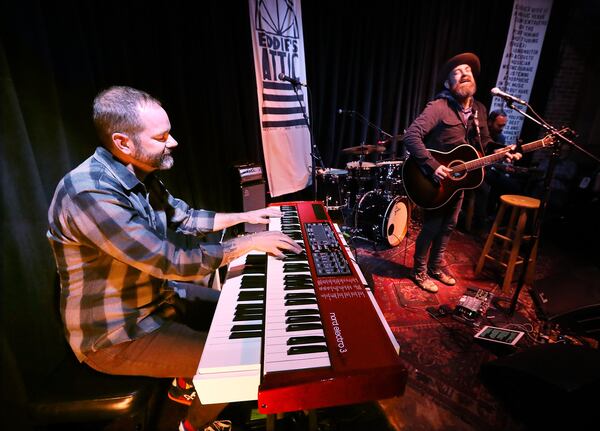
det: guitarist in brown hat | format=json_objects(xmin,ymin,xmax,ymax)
[{"xmin": 403, "ymin": 52, "xmax": 521, "ymax": 293}]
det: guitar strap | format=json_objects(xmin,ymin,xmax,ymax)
[{"xmin": 472, "ymin": 109, "xmax": 485, "ymax": 156}]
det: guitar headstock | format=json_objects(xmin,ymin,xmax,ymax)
[{"xmin": 541, "ymin": 127, "xmax": 576, "ymax": 148}]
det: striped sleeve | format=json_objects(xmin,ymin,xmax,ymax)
[{"xmin": 64, "ymin": 177, "xmax": 223, "ymax": 280}]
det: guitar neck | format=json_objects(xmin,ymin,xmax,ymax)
[{"xmin": 457, "ymin": 134, "xmax": 556, "ymax": 173}]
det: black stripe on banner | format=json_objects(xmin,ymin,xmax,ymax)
[
  {"xmin": 263, "ymin": 81, "xmax": 293, "ymax": 90},
  {"xmin": 263, "ymin": 94, "xmax": 303, "ymax": 102},
  {"xmin": 262, "ymin": 106, "xmax": 305, "ymax": 115},
  {"xmin": 262, "ymin": 119, "xmax": 307, "ymax": 128}
]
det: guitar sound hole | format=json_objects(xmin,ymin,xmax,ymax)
[{"xmin": 448, "ymin": 161, "xmax": 467, "ymax": 180}]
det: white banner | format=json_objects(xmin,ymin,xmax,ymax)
[
  {"xmin": 491, "ymin": 0, "xmax": 553, "ymax": 144},
  {"xmin": 248, "ymin": 0, "xmax": 312, "ymax": 197}
]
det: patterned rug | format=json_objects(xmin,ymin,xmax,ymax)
[{"xmin": 349, "ymin": 215, "xmax": 565, "ymax": 430}]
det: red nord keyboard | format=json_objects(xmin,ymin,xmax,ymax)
[{"xmin": 194, "ymin": 201, "xmax": 407, "ymax": 414}]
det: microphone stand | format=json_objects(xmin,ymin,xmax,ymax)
[
  {"xmin": 291, "ymin": 82, "xmax": 323, "ymax": 201},
  {"xmin": 495, "ymin": 100, "xmax": 595, "ymax": 316},
  {"xmin": 345, "ymin": 110, "xmax": 396, "ymax": 161},
  {"xmin": 349, "ymin": 110, "xmax": 394, "ymax": 140}
]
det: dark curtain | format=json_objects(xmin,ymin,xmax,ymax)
[
  {"xmin": 303, "ymin": 0, "xmax": 513, "ymax": 168},
  {"xmin": 1, "ymin": 0, "xmax": 590, "ymax": 416}
]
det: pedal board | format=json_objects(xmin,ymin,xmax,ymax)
[{"xmin": 453, "ymin": 288, "xmax": 493, "ymax": 325}]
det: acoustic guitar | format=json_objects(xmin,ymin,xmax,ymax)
[{"xmin": 401, "ymin": 130, "xmax": 563, "ymax": 209}]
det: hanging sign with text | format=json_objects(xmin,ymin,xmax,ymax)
[{"xmin": 491, "ymin": 0, "xmax": 553, "ymax": 144}]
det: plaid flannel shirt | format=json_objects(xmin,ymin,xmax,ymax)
[{"xmin": 47, "ymin": 146, "xmax": 223, "ymax": 361}]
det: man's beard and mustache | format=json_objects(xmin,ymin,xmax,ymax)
[
  {"xmin": 452, "ymin": 79, "xmax": 477, "ymax": 99},
  {"xmin": 132, "ymin": 137, "xmax": 174, "ymax": 170}
]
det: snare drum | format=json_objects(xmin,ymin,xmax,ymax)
[
  {"xmin": 355, "ymin": 190, "xmax": 410, "ymax": 247},
  {"xmin": 316, "ymin": 168, "xmax": 348, "ymax": 209}
]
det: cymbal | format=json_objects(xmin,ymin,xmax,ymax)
[
  {"xmin": 377, "ymin": 134, "xmax": 404, "ymax": 145},
  {"xmin": 341, "ymin": 144, "xmax": 386, "ymax": 155}
]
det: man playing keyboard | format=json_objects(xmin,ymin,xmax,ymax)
[{"xmin": 47, "ymin": 86, "xmax": 302, "ymax": 431}]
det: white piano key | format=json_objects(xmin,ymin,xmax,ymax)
[
  {"xmin": 264, "ymin": 355, "xmax": 331, "ymax": 373},
  {"xmin": 262, "ymin": 209, "xmax": 332, "ymax": 375},
  {"xmin": 195, "ymin": 252, "xmax": 265, "ymax": 401}
]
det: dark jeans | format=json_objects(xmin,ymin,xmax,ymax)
[
  {"xmin": 84, "ymin": 284, "xmax": 225, "ymax": 429},
  {"xmin": 413, "ymin": 192, "xmax": 464, "ymax": 274}
]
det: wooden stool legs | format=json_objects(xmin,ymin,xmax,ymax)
[{"xmin": 475, "ymin": 195, "xmax": 540, "ymax": 291}]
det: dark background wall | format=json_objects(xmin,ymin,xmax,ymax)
[{"xmin": 1, "ymin": 0, "xmax": 599, "ymax": 418}]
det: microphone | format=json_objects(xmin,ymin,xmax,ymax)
[
  {"xmin": 278, "ymin": 73, "xmax": 306, "ymax": 87},
  {"xmin": 337, "ymin": 109, "xmax": 355, "ymax": 115},
  {"xmin": 491, "ymin": 87, "xmax": 527, "ymax": 105}
]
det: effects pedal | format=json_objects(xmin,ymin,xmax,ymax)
[{"xmin": 453, "ymin": 288, "xmax": 493, "ymax": 325}]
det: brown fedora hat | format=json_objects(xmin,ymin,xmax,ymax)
[{"xmin": 439, "ymin": 52, "xmax": 480, "ymax": 83}]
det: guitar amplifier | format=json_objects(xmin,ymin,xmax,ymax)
[
  {"xmin": 234, "ymin": 163, "xmax": 266, "ymax": 233},
  {"xmin": 236, "ymin": 163, "xmax": 264, "ymax": 184}
]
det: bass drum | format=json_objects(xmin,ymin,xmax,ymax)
[{"xmin": 355, "ymin": 191, "xmax": 410, "ymax": 247}]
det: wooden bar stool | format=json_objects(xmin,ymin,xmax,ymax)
[{"xmin": 475, "ymin": 194, "xmax": 541, "ymax": 291}]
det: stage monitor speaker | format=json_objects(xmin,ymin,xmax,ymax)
[
  {"xmin": 480, "ymin": 343, "xmax": 600, "ymax": 428},
  {"xmin": 530, "ymin": 265, "xmax": 600, "ymax": 337},
  {"xmin": 234, "ymin": 163, "xmax": 267, "ymax": 234}
]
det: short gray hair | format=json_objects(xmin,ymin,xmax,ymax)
[{"xmin": 92, "ymin": 86, "xmax": 161, "ymax": 147}]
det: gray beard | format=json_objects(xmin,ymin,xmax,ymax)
[
  {"xmin": 133, "ymin": 141, "xmax": 174, "ymax": 171},
  {"xmin": 454, "ymin": 82, "xmax": 476, "ymax": 99}
]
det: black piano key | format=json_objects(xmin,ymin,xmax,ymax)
[
  {"xmin": 284, "ymin": 273, "xmax": 312, "ymax": 279},
  {"xmin": 235, "ymin": 309, "xmax": 263, "ymax": 318},
  {"xmin": 286, "ymin": 323, "xmax": 323, "ymax": 331},
  {"xmin": 285, "ymin": 308, "xmax": 320, "ymax": 316},
  {"xmin": 233, "ymin": 314, "xmax": 264, "ymax": 321},
  {"xmin": 287, "ymin": 345, "xmax": 328, "ymax": 355},
  {"xmin": 281, "ymin": 225, "xmax": 301, "ymax": 231},
  {"xmin": 283, "ymin": 254, "xmax": 307, "ymax": 262},
  {"xmin": 231, "ymin": 324, "xmax": 263, "ymax": 332},
  {"xmin": 245, "ymin": 254, "xmax": 267, "ymax": 264},
  {"xmin": 236, "ymin": 303, "xmax": 263, "ymax": 311},
  {"xmin": 234, "ymin": 307, "xmax": 264, "ymax": 315},
  {"xmin": 243, "ymin": 266, "xmax": 267, "ymax": 274},
  {"xmin": 285, "ymin": 292, "xmax": 316, "ymax": 299},
  {"xmin": 283, "ymin": 264, "xmax": 310, "ymax": 272},
  {"xmin": 286, "ymin": 315, "xmax": 321, "ymax": 324},
  {"xmin": 229, "ymin": 331, "xmax": 262, "ymax": 339},
  {"xmin": 238, "ymin": 291, "xmax": 265, "ymax": 301},
  {"xmin": 287, "ymin": 336, "xmax": 327, "ymax": 345},
  {"xmin": 240, "ymin": 276, "xmax": 266, "ymax": 287},
  {"xmin": 284, "ymin": 279, "xmax": 313, "ymax": 287},
  {"xmin": 281, "ymin": 229, "xmax": 301, "ymax": 235},
  {"xmin": 285, "ymin": 299, "xmax": 318, "ymax": 306}
]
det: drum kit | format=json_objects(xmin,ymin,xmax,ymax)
[{"xmin": 316, "ymin": 141, "xmax": 411, "ymax": 247}]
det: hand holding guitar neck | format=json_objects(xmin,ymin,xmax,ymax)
[{"xmin": 402, "ymin": 129, "xmax": 565, "ymax": 209}]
